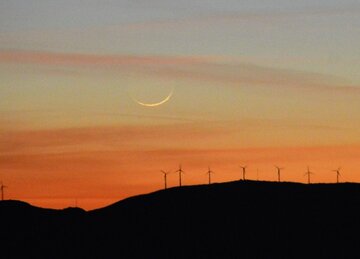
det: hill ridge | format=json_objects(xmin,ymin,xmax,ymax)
[{"xmin": 1, "ymin": 180, "xmax": 360, "ymax": 258}]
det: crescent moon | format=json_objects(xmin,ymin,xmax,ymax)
[{"xmin": 131, "ymin": 88, "xmax": 174, "ymax": 107}]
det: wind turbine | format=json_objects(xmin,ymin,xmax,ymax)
[
  {"xmin": 332, "ymin": 167, "xmax": 341, "ymax": 183},
  {"xmin": 206, "ymin": 166, "xmax": 214, "ymax": 184},
  {"xmin": 240, "ymin": 165, "xmax": 247, "ymax": 180},
  {"xmin": 275, "ymin": 166, "xmax": 284, "ymax": 182},
  {"xmin": 0, "ymin": 182, "xmax": 7, "ymax": 201},
  {"xmin": 161, "ymin": 170, "xmax": 170, "ymax": 189},
  {"xmin": 175, "ymin": 165, "xmax": 185, "ymax": 187},
  {"xmin": 305, "ymin": 166, "xmax": 314, "ymax": 184}
]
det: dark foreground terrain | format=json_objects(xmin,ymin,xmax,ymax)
[{"xmin": 1, "ymin": 180, "xmax": 360, "ymax": 258}]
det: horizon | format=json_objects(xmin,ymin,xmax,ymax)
[
  {"xmin": 0, "ymin": 165, "xmax": 356, "ymax": 210},
  {"xmin": 1, "ymin": 178, "xmax": 359, "ymax": 211},
  {"xmin": 1, "ymin": 1, "xmax": 360, "ymax": 210}
]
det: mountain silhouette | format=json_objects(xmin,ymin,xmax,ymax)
[{"xmin": 1, "ymin": 180, "xmax": 360, "ymax": 258}]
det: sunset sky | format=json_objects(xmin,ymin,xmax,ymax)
[{"xmin": 1, "ymin": 0, "xmax": 360, "ymax": 209}]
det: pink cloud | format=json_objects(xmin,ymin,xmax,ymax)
[{"xmin": 1, "ymin": 50, "xmax": 358, "ymax": 93}]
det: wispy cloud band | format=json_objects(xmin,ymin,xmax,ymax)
[{"xmin": 1, "ymin": 50, "xmax": 358, "ymax": 92}]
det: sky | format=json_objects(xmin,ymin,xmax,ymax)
[{"xmin": 1, "ymin": 0, "xmax": 360, "ymax": 209}]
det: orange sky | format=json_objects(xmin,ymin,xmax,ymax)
[
  {"xmin": 1, "ymin": 121, "xmax": 360, "ymax": 209},
  {"xmin": 1, "ymin": 50, "xmax": 359, "ymax": 210},
  {"xmin": 1, "ymin": 1, "xmax": 360, "ymax": 210}
]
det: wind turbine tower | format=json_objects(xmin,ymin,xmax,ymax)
[
  {"xmin": 305, "ymin": 166, "xmax": 314, "ymax": 184},
  {"xmin": 206, "ymin": 167, "xmax": 214, "ymax": 184},
  {"xmin": 161, "ymin": 170, "xmax": 170, "ymax": 189},
  {"xmin": 0, "ymin": 182, "xmax": 7, "ymax": 201},
  {"xmin": 275, "ymin": 166, "xmax": 284, "ymax": 182},
  {"xmin": 175, "ymin": 165, "xmax": 185, "ymax": 187},
  {"xmin": 240, "ymin": 166, "xmax": 247, "ymax": 180},
  {"xmin": 332, "ymin": 167, "xmax": 341, "ymax": 184}
]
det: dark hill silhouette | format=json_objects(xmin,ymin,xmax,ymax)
[{"xmin": 1, "ymin": 180, "xmax": 360, "ymax": 258}]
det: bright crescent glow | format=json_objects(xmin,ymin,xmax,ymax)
[{"xmin": 132, "ymin": 88, "xmax": 174, "ymax": 107}]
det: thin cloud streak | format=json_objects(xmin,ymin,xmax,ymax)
[
  {"xmin": 1, "ymin": 50, "xmax": 358, "ymax": 93},
  {"xmin": 2, "ymin": 145, "xmax": 359, "ymax": 176},
  {"xmin": 0, "ymin": 123, "xmax": 224, "ymax": 154},
  {"xmin": 0, "ymin": 50, "xmax": 207, "ymax": 66},
  {"xmin": 81, "ymin": 4, "xmax": 360, "ymax": 30},
  {"xmin": 0, "ymin": 118, "xmax": 351, "ymax": 155}
]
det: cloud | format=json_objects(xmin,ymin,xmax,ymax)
[
  {"xmin": 0, "ymin": 117, "xmax": 351, "ymax": 156},
  {"xmin": 0, "ymin": 123, "xmax": 226, "ymax": 154},
  {"xmin": 0, "ymin": 50, "xmax": 206, "ymax": 66},
  {"xmin": 2, "ymin": 144, "xmax": 360, "ymax": 174},
  {"xmin": 1, "ymin": 50, "xmax": 358, "ymax": 92},
  {"xmin": 95, "ymin": 4, "xmax": 360, "ymax": 31}
]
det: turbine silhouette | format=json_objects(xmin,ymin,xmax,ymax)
[
  {"xmin": 0, "ymin": 182, "xmax": 7, "ymax": 201},
  {"xmin": 161, "ymin": 170, "xmax": 170, "ymax": 189},
  {"xmin": 240, "ymin": 166, "xmax": 247, "ymax": 180},
  {"xmin": 175, "ymin": 165, "xmax": 185, "ymax": 187},
  {"xmin": 206, "ymin": 166, "xmax": 215, "ymax": 184},
  {"xmin": 275, "ymin": 166, "xmax": 284, "ymax": 182},
  {"xmin": 332, "ymin": 167, "xmax": 341, "ymax": 184},
  {"xmin": 305, "ymin": 166, "xmax": 314, "ymax": 184}
]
